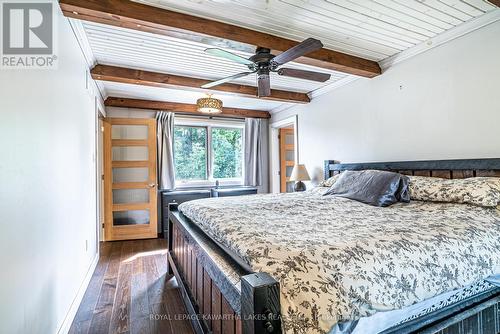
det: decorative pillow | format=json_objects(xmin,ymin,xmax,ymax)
[
  {"xmin": 408, "ymin": 176, "xmax": 500, "ymax": 207},
  {"xmin": 308, "ymin": 187, "xmax": 330, "ymax": 195},
  {"xmin": 318, "ymin": 173, "xmax": 341, "ymax": 187},
  {"xmin": 324, "ymin": 170, "xmax": 410, "ymax": 207}
]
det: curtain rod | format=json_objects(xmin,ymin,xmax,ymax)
[{"xmin": 173, "ymin": 113, "xmax": 245, "ymax": 122}]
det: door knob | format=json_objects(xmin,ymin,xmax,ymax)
[{"xmin": 149, "ymin": 183, "xmax": 156, "ymax": 188}]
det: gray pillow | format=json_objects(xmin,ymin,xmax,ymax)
[{"xmin": 324, "ymin": 170, "xmax": 410, "ymax": 207}]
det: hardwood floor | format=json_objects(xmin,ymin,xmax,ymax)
[{"xmin": 69, "ymin": 239, "xmax": 194, "ymax": 334}]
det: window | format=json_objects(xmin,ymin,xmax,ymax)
[
  {"xmin": 174, "ymin": 118, "xmax": 244, "ymax": 186},
  {"xmin": 173, "ymin": 126, "xmax": 207, "ymax": 181}
]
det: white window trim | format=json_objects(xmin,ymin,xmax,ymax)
[{"xmin": 174, "ymin": 116, "xmax": 245, "ymax": 188}]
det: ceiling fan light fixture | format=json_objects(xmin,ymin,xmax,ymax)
[
  {"xmin": 196, "ymin": 95, "xmax": 223, "ymax": 114},
  {"xmin": 202, "ymin": 37, "xmax": 327, "ymax": 98}
]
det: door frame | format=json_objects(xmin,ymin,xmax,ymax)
[
  {"xmin": 97, "ymin": 114, "xmax": 105, "ymax": 242},
  {"xmin": 270, "ymin": 115, "xmax": 299, "ymax": 193},
  {"xmin": 279, "ymin": 128, "xmax": 295, "ymax": 192},
  {"xmin": 94, "ymin": 100, "xmax": 105, "ymax": 249}
]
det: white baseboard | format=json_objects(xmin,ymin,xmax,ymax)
[{"xmin": 57, "ymin": 253, "xmax": 99, "ymax": 334}]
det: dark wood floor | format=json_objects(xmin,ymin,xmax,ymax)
[{"xmin": 69, "ymin": 239, "xmax": 194, "ymax": 334}]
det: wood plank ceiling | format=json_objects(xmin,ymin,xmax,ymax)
[
  {"xmin": 82, "ymin": 21, "xmax": 351, "ymax": 90},
  {"xmin": 137, "ymin": 0, "xmax": 497, "ymax": 61},
  {"xmin": 73, "ymin": 0, "xmax": 498, "ymax": 112}
]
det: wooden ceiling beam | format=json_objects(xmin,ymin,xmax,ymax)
[
  {"xmin": 92, "ymin": 65, "xmax": 310, "ymax": 103},
  {"xmin": 105, "ymin": 97, "xmax": 271, "ymax": 119},
  {"xmin": 487, "ymin": 0, "xmax": 500, "ymax": 7},
  {"xmin": 60, "ymin": 0, "xmax": 381, "ymax": 78}
]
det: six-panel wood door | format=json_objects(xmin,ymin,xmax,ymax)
[
  {"xmin": 103, "ymin": 118, "xmax": 157, "ymax": 241},
  {"xmin": 279, "ymin": 128, "xmax": 295, "ymax": 193}
]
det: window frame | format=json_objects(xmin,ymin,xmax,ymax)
[{"xmin": 174, "ymin": 116, "xmax": 245, "ymax": 188}]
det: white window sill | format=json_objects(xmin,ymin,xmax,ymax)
[{"xmin": 174, "ymin": 179, "xmax": 244, "ymax": 189}]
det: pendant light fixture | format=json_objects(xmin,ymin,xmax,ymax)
[{"xmin": 196, "ymin": 94, "xmax": 223, "ymax": 114}]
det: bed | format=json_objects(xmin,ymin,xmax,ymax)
[{"xmin": 167, "ymin": 158, "xmax": 500, "ymax": 334}]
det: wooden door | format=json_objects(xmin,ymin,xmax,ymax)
[
  {"xmin": 103, "ymin": 118, "xmax": 157, "ymax": 241},
  {"xmin": 279, "ymin": 128, "xmax": 295, "ymax": 193}
]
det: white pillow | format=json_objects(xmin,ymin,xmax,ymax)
[
  {"xmin": 409, "ymin": 176, "xmax": 500, "ymax": 207},
  {"xmin": 317, "ymin": 173, "xmax": 341, "ymax": 187}
]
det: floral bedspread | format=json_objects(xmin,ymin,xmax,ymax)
[{"xmin": 179, "ymin": 191, "xmax": 500, "ymax": 334}]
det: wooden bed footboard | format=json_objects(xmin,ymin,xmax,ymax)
[{"xmin": 168, "ymin": 208, "xmax": 281, "ymax": 334}]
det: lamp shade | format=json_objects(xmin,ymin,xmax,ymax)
[
  {"xmin": 290, "ymin": 164, "xmax": 311, "ymax": 182},
  {"xmin": 196, "ymin": 95, "xmax": 223, "ymax": 114}
]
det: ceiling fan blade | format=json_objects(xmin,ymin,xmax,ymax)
[
  {"xmin": 271, "ymin": 38, "xmax": 323, "ymax": 66},
  {"xmin": 201, "ymin": 72, "xmax": 253, "ymax": 89},
  {"xmin": 205, "ymin": 48, "xmax": 255, "ymax": 66},
  {"xmin": 277, "ymin": 68, "xmax": 331, "ymax": 82},
  {"xmin": 257, "ymin": 73, "xmax": 271, "ymax": 97}
]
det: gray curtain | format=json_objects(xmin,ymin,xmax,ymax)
[
  {"xmin": 156, "ymin": 111, "xmax": 175, "ymax": 190},
  {"xmin": 244, "ymin": 118, "xmax": 262, "ymax": 187}
]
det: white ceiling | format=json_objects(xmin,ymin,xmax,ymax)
[
  {"xmin": 83, "ymin": 21, "xmax": 350, "ymax": 93},
  {"xmin": 75, "ymin": 0, "xmax": 499, "ymax": 112},
  {"xmin": 135, "ymin": 0, "xmax": 497, "ymax": 61}
]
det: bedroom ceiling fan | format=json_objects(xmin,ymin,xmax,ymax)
[{"xmin": 201, "ymin": 38, "xmax": 331, "ymax": 98}]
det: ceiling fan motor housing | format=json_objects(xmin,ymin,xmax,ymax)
[
  {"xmin": 257, "ymin": 68, "xmax": 270, "ymax": 79},
  {"xmin": 248, "ymin": 47, "xmax": 275, "ymax": 71}
]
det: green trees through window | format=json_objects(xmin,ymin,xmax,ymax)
[
  {"xmin": 173, "ymin": 126, "xmax": 207, "ymax": 180},
  {"xmin": 212, "ymin": 128, "xmax": 243, "ymax": 179},
  {"xmin": 174, "ymin": 124, "xmax": 243, "ymax": 182}
]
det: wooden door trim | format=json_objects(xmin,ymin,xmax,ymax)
[
  {"xmin": 103, "ymin": 119, "xmax": 113, "ymax": 241},
  {"xmin": 112, "ymin": 182, "xmax": 150, "ymax": 189},
  {"xmin": 147, "ymin": 118, "xmax": 158, "ymax": 241},
  {"xmin": 111, "ymin": 226, "xmax": 156, "ymax": 240},
  {"xmin": 108, "ymin": 118, "xmax": 151, "ymax": 125},
  {"xmin": 112, "ymin": 160, "xmax": 149, "ymax": 168},
  {"xmin": 279, "ymin": 129, "xmax": 286, "ymax": 192},
  {"xmin": 279, "ymin": 128, "xmax": 295, "ymax": 193},
  {"xmin": 112, "ymin": 139, "xmax": 148, "ymax": 146},
  {"xmin": 112, "ymin": 203, "xmax": 150, "ymax": 211}
]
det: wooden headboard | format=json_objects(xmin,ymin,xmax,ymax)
[{"xmin": 324, "ymin": 158, "xmax": 500, "ymax": 180}]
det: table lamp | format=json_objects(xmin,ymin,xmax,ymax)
[{"xmin": 290, "ymin": 164, "xmax": 310, "ymax": 192}]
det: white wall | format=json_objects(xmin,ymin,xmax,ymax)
[
  {"xmin": 272, "ymin": 20, "xmax": 500, "ymax": 185},
  {"xmin": 0, "ymin": 3, "xmax": 99, "ymax": 334}
]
